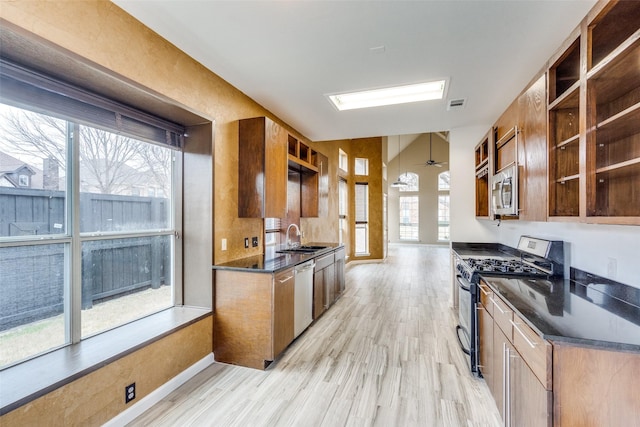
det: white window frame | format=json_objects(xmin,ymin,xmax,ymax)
[
  {"xmin": 399, "ymin": 195, "xmax": 419, "ymax": 241},
  {"xmin": 438, "ymin": 171, "xmax": 450, "ymax": 242},
  {"xmin": 339, "ymin": 148, "xmax": 348, "ymax": 173},
  {"xmin": 354, "ymin": 182, "xmax": 369, "ymax": 256},
  {"xmin": 18, "ymin": 174, "xmax": 29, "ymax": 187},
  {"xmin": 354, "ymin": 157, "xmax": 369, "ymax": 176},
  {"xmin": 0, "ymin": 71, "xmax": 183, "ymax": 366},
  {"xmin": 398, "ymin": 171, "xmax": 419, "ymax": 192}
]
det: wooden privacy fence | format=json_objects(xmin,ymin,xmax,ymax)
[{"xmin": 0, "ymin": 187, "xmax": 169, "ymax": 331}]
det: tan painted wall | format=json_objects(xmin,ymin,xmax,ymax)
[
  {"xmin": 2, "ymin": 316, "xmax": 212, "ymax": 426},
  {"xmin": 0, "ymin": 0, "xmax": 310, "ymax": 265},
  {"xmin": 350, "ymin": 137, "xmax": 385, "ymax": 260},
  {"xmin": 0, "ymin": 1, "xmax": 384, "ymax": 423},
  {"xmin": 303, "ymin": 137, "xmax": 384, "ymax": 260}
]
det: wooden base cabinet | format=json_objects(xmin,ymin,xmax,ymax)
[
  {"xmin": 313, "ymin": 251, "xmax": 336, "ymax": 319},
  {"xmin": 214, "ymin": 268, "xmax": 294, "ymax": 370},
  {"xmin": 479, "ymin": 282, "xmax": 640, "ymax": 427},
  {"xmin": 553, "ymin": 343, "xmax": 640, "ymax": 427},
  {"xmin": 479, "ymin": 289, "xmax": 552, "ymax": 427},
  {"xmin": 334, "ymin": 247, "xmax": 346, "ymax": 296},
  {"xmin": 509, "ymin": 342, "xmax": 552, "ymax": 427},
  {"xmin": 313, "ymin": 248, "xmax": 345, "ymax": 319},
  {"xmin": 478, "ymin": 282, "xmax": 496, "ymax": 394}
]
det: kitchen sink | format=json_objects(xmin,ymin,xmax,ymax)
[{"xmin": 276, "ymin": 245, "xmax": 328, "ymax": 254}]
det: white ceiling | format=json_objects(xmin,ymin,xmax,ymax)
[{"xmin": 113, "ymin": 0, "xmax": 596, "ymax": 142}]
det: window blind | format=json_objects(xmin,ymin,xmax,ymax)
[
  {"xmin": 0, "ymin": 59, "xmax": 184, "ymax": 148},
  {"xmin": 355, "ymin": 182, "xmax": 368, "ymax": 223}
]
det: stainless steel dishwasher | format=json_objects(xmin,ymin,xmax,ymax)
[{"xmin": 294, "ymin": 260, "xmax": 315, "ymax": 337}]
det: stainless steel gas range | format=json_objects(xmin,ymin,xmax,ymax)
[{"xmin": 452, "ymin": 236, "xmax": 565, "ymax": 375}]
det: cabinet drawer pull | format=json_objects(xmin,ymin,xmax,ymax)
[
  {"xmin": 278, "ymin": 275, "xmax": 294, "ymax": 283},
  {"xmin": 479, "ymin": 285, "xmax": 491, "ymax": 296},
  {"xmin": 510, "ymin": 319, "xmax": 537, "ymax": 348},
  {"xmin": 491, "ymin": 298, "xmax": 510, "ymax": 314}
]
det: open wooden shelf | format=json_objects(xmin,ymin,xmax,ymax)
[
  {"xmin": 549, "ymin": 38, "xmax": 580, "ymax": 103},
  {"xmin": 475, "ymin": 133, "xmax": 491, "ymax": 218},
  {"xmin": 589, "ymin": 161, "xmax": 640, "ymax": 218},
  {"xmin": 549, "ymin": 81, "xmax": 580, "ymax": 111},
  {"xmin": 550, "ymin": 178, "xmax": 580, "ymax": 217},
  {"xmin": 557, "ymin": 134, "xmax": 580, "ymax": 149},
  {"xmin": 556, "ymin": 174, "xmax": 580, "ymax": 184},
  {"xmin": 588, "ymin": 1, "xmax": 640, "ymax": 70},
  {"xmin": 547, "ymin": 1, "xmax": 640, "ymax": 224},
  {"xmin": 287, "ymin": 134, "xmax": 318, "ymax": 173}
]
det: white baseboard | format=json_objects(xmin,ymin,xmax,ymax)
[{"xmin": 103, "ymin": 353, "xmax": 215, "ymax": 427}]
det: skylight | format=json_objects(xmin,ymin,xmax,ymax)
[{"xmin": 327, "ymin": 80, "xmax": 446, "ymax": 111}]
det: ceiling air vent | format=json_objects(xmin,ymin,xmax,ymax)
[{"xmin": 447, "ymin": 98, "xmax": 466, "ymax": 110}]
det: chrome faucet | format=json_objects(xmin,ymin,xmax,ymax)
[{"xmin": 286, "ymin": 223, "xmax": 301, "ymax": 248}]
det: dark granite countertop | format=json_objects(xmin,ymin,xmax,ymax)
[
  {"xmin": 212, "ymin": 242, "xmax": 343, "ymax": 273},
  {"xmin": 452, "ymin": 242, "xmax": 640, "ymax": 352},
  {"xmin": 482, "ymin": 271, "xmax": 640, "ymax": 352},
  {"xmin": 451, "ymin": 241, "xmax": 520, "ymax": 259}
]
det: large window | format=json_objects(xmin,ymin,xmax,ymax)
[
  {"xmin": 438, "ymin": 171, "xmax": 450, "ymax": 241},
  {"xmin": 338, "ymin": 178, "xmax": 348, "ymax": 246},
  {"xmin": 354, "ymin": 157, "xmax": 369, "ymax": 176},
  {"xmin": 399, "ymin": 196, "xmax": 419, "ymax": 241},
  {"xmin": 338, "ymin": 148, "xmax": 348, "ymax": 173},
  {"xmin": 0, "ymin": 60, "xmax": 183, "ymax": 368},
  {"xmin": 354, "ymin": 182, "xmax": 369, "ymax": 255},
  {"xmin": 398, "ymin": 172, "xmax": 419, "ymax": 192}
]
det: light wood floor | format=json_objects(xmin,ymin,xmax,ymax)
[{"xmin": 129, "ymin": 244, "xmax": 502, "ymax": 427}]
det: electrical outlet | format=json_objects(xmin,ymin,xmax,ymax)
[
  {"xmin": 244, "ymin": 237, "xmax": 249, "ymax": 248},
  {"xmin": 125, "ymin": 383, "xmax": 136, "ymax": 404},
  {"xmin": 252, "ymin": 236, "xmax": 258, "ymax": 247},
  {"xmin": 221, "ymin": 238, "xmax": 227, "ymax": 251}
]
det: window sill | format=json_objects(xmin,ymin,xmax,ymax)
[{"xmin": 0, "ymin": 306, "xmax": 211, "ymax": 416}]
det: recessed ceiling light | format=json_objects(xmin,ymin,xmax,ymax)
[{"xmin": 327, "ymin": 80, "xmax": 447, "ymax": 111}]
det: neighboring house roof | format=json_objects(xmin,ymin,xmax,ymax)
[{"xmin": 0, "ymin": 150, "xmax": 44, "ymax": 188}]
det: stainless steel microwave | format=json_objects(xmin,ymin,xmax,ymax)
[{"xmin": 491, "ymin": 164, "xmax": 518, "ymax": 216}]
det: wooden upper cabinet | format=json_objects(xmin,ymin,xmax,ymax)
[
  {"xmin": 238, "ymin": 117, "xmax": 288, "ymax": 218},
  {"xmin": 548, "ymin": 35, "xmax": 582, "ymax": 219},
  {"xmin": 475, "ymin": 133, "xmax": 491, "ymax": 218},
  {"xmin": 301, "ymin": 152, "xmax": 328, "ymax": 217},
  {"xmin": 547, "ymin": 0, "xmax": 640, "ymax": 225},
  {"xmin": 490, "ymin": 72, "xmax": 547, "ymax": 222},
  {"xmin": 585, "ymin": 1, "xmax": 640, "ymax": 223},
  {"xmin": 517, "ymin": 73, "xmax": 548, "ymax": 222}
]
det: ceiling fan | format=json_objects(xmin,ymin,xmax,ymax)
[{"xmin": 419, "ymin": 133, "xmax": 448, "ymax": 167}]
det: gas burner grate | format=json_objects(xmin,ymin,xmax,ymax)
[{"xmin": 463, "ymin": 258, "xmax": 549, "ymax": 277}]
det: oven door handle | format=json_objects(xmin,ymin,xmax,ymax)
[
  {"xmin": 455, "ymin": 325, "xmax": 471, "ymax": 355},
  {"xmin": 456, "ymin": 274, "xmax": 471, "ymax": 293}
]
